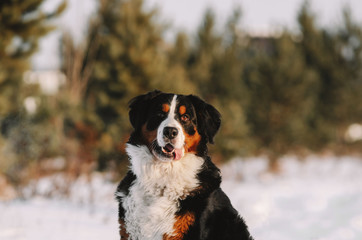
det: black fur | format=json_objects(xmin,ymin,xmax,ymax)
[
  {"xmin": 128, "ymin": 90, "xmax": 163, "ymax": 129},
  {"xmin": 186, "ymin": 95, "xmax": 221, "ymax": 144},
  {"xmin": 175, "ymin": 157, "xmax": 253, "ymax": 240},
  {"xmin": 116, "ymin": 171, "xmax": 136, "ymax": 220}
]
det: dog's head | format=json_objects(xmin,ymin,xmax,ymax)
[{"xmin": 128, "ymin": 90, "xmax": 221, "ymax": 162}]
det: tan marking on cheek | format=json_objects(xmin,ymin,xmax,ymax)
[
  {"xmin": 184, "ymin": 129, "xmax": 201, "ymax": 153},
  {"xmin": 163, "ymin": 212, "xmax": 195, "ymax": 240},
  {"xmin": 179, "ymin": 105, "xmax": 186, "ymax": 115},
  {"xmin": 141, "ymin": 124, "xmax": 157, "ymax": 145},
  {"xmin": 162, "ymin": 103, "xmax": 170, "ymax": 113}
]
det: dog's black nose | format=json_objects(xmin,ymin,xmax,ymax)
[{"xmin": 163, "ymin": 127, "xmax": 178, "ymax": 139}]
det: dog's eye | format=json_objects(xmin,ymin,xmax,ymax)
[{"xmin": 181, "ymin": 114, "xmax": 190, "ymax": 122}]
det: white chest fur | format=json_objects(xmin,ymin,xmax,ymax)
[{"xmin": 120, "ymin": 144, "xmax": 203, "ymax": 240}]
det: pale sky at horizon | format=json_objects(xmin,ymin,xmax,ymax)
[{"xmin": 32, "ymin": 0, "xmax": 362, "ymax": 70}]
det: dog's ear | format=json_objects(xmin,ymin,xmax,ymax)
[
  {"xmin": 187, "ymin": 95, "xmax": 221, "ymax": 144},
  {"xmin": 129, "ymin": 90, "xmax": 162, "ymax": 129}
]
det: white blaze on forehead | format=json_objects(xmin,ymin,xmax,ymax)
[
  {"xmin": 157, "ymin": 95, "xmax": 185, "ymax": 149},
  {"xmin": 169, "ymin": 95, "xmax": 177, "ymax": 120}
]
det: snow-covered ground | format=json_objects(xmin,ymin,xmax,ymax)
[
  {"xmin": 1, "ymin": 155, "xmax": 362, "ymax": 240},
  {"xmin": 0, "ymin": 173, "xmax": 119, "ymax": 240},
  {"xmin": 222, "ymin": 155, "xmax": 362, "ymax": 240}
]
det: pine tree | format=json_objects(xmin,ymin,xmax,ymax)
[
  {"xmin": 188, "ymin": 9, "xmax": 222, "ymax": 100},
  {"xmin": 244, "ymin": 33, "xmax": 321, "ymax": 160},
  {"xmin": 211, "ymin": 9, "xmax": 252, "ymax": 158},
  {"xmin": 297, "ymin": 2, "xmax": 350, "ymax": 143},
  {"xmin": 64, "ymin": 0, "xmax": 196, "ymax": 170},
  {"xmin": 0, "ymin": 0, "xmax": 66, "ymax": 119},
  {"xmin": 0, "ymin": 0, "xmax": 66, "ymax": 182},
  {"xmin": 165, "ymin": 32, "xmax": 197, "ymax": 94},
  {"xmin": 336, "ymin": 8, "xmax": 362, "ymax": 124},
  {"xmin": 187, "ymin": 9, "xmax": 252, "ymax": 159}
]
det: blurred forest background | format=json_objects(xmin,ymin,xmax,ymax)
[{"xmin": 1, "ymin": 0, "xmax": 362, "ymax": 186}]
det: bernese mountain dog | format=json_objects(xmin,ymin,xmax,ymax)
[{"xmin": 116, "ymin": 90, "xmax": 253, "ymax": 240}]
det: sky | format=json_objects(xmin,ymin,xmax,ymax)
[
  {"xmin": 32, "ymin": 0, "xmax": 362, "ymax": 70},
  {"xmin": 147, "ymin": 0, "xmax": 362, "ymax": 35}
]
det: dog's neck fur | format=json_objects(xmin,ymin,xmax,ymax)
[
  {"xmin": 126, "ymin": 143, "xmax": 204, "ymax": 199},
  {"xmin": 121, "ymin": 144, "xmax": 204, "ymax": 240}
]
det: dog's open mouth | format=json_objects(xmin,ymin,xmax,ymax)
[{"xmin": 152, "ymin": 142, "xmax": 183, "ymax": 161}]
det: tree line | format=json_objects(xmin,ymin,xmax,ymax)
[{"xmin": 1, "ymin": 0, "xmax": 362, "ymax": 183}]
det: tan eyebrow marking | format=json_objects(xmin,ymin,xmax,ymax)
[
  {"xmin": 179, "ymin": 105, "xmax": 186, "ymax": 115},
  {"xmin": 162, "ymin": 103, "xmax": 170, "ymax": 113}
]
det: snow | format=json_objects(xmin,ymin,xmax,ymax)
[
  {"xmin": 222, "ymin": 155, "xmax": 362, "ymax": 240},
  {"xmin": 1, "ymin": 155, "xmax": 362, "ymax": 240},
  {"xmin": 0, "ymin": 198, "xmax": 118, "ymax": 240},
  {"xmin": 0, "ymin": 173, "xmax": 119, "ymax": 240},
  {"xmin": 345, "ymin": 124, "xmax": 362, "ymax": 142}
]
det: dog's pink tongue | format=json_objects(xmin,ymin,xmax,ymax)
[{"xmin": 173, "ymin": 149, "xmax": 183, "ymax": 160}]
